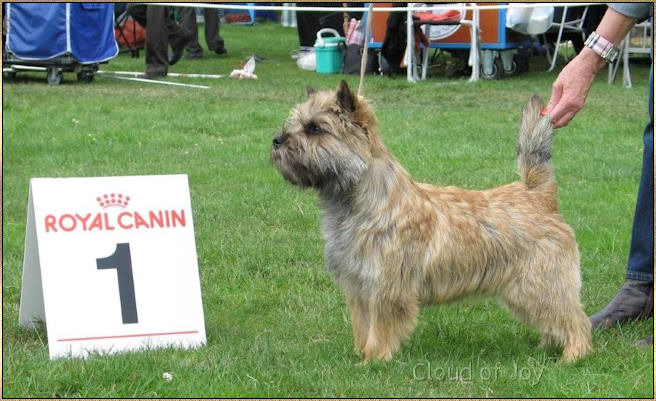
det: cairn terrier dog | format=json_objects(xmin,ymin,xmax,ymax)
[{"xmin": 271, "ymin": 81, "xmax": 591, "ymax": 362}]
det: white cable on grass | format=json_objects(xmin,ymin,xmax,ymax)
[
  {"xmin": 98, "ymin": 70, "xmax": 223, "ymax": 79},
  {"xmin": 99, "ymin": 74, "xmax": 211, "ymax": 89}
]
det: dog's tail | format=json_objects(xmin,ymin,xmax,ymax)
[{"xmin": 517, "ymin": 95, "xmax": 555, "ymax": 189}]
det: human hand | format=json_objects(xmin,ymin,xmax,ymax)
[{"xmin": 543, "ymin": 49, "xmax": 605, "ymax": 128}]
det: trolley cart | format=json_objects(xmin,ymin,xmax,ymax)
[{"xmin": 4, "ymin": 3, "xmax": 118, "ymax": 84}]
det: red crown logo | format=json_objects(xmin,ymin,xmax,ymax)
[{"xmin": 97, "ymin": 193, "xmax": 130, "ymax": 208}]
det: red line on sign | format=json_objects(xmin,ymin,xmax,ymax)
[{"xmin": 58, "ymin": 330, "xmax": 199, "ymax": 342}]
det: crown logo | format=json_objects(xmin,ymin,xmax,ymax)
[{"xmin": 97, "ymin": 193, "xmax": 130, "ymax": 209}]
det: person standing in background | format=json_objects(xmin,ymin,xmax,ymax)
[
  {"xmin": 127, "ymin": 4, "xmax": 191, "ymax": 79},
  {"xmin": 179, "ymin": 6, "xmax": 227, "ymax": 60}
]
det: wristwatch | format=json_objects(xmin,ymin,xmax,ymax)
[{"xmin": 584, "ymin": 31, "xmax": 620, "ymax": 63}]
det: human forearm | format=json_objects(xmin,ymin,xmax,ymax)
[
  {"xmin": 578, "ymin": 8, "xmax": 639, "ymax": 75},
  {"xmin": 543, "ymin": 7, "xmax": 640, "ymax": 127},
  {"xmin": 596, "ymin": 7, "xmax": 640, "ymax": 45}
]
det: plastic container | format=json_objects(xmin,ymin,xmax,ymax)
[{"xmin": 314, "ymin": 28, "xmax": 345, "ymax": 74}]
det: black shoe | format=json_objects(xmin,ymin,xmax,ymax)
[
  {"xmin": 213, "ymin": 47, "xmax": 228, "ymax": 56},
  {"xmin": 138, "ymin": 71, "xmax": 167, "ymax": 80},
  {"xmin": 169, "ymin": 31, "xmax": 192, "ymax": 66},
  {"xmin": 589, "ymin": 280, "xmax": 654, "ymax": 329},
  {"xmin": 186, "ymin": 52, "xmax": 203, "ymax": 60}
]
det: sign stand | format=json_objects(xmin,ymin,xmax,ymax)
[
  {"xmin": 19, "ymin": 175, "xmax": 207, "ymax": 359},
  {"xmin": 19, "ymin": 193, "xmax": 46, "ymax": 328}
]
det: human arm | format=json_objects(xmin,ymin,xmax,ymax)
[{"xmin": 543, "ymin": 7, "xmax": 640, "ymax": 128}]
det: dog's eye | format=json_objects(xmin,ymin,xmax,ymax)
[{"xmin": 305, "ymin": 122, "xmax": 322, "ymax": 135}]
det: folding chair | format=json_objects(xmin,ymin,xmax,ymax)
[
  {"xmin": 406, "ymin": 3, "xmax": 480, "ymax": 82},
  {"xmin": 609, "ymin": 20, "xmax": 652, "ymax": 88},
  {"xmin": 543, "ymin": 5, "xmax": 589, "ymax": 71}
]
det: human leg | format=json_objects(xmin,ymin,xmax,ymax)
[
  {"xmin": 590, "ymin": 67, "xmax": 654, "ymax": 330},
  {"xmin": 179, "ymin": 7, "xmax": 203, "ymax": 58},
  {"xmin": 203, "ymin": 9, "xmax": 226, "ymax": 54},
  {"xmin": 143, "ymin": 5, "xmax": 170, "ymax": 76},
  {"xmin": 165, "ymin": 8, "xmax": 191, "ymax": 66}
]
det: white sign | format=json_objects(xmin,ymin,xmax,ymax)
[{"xmin": 19, "ymin": 174, "xmax": 207, "ymax": 359}]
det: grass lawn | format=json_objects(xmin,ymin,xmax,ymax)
[{"xmin": 2, "ymin": 21, "xmax": 653, "ymax": 397}]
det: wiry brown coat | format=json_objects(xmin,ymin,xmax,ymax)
[{"xmin": 271, "ymin": 81, "xmax": 591, "ymax": 362}]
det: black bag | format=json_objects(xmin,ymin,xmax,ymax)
[
  {"xmin": 343, "ymin": 44, "xmax": 378, "ymax": 74},
  {"xmin": 381, "ymin": 3, "xmax": 408, "ymax": 76}
]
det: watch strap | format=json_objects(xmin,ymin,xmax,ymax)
[{"xmin": 584, "ymin": 31, "xmax": 619, "ymax": 63}]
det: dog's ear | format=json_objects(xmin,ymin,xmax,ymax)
[
  {"xmin": 336, "ymin": 80, "xmax": 357, "ymax": 113},
  {"xmin": 306, "ymin": 86, "xmax": 317, "ymax": 97}
]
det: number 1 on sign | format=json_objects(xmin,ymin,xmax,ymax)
[{"xmin": 97, "ymin": 243, "xmax": 138, "ymax": 324}]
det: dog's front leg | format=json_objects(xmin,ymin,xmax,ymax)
[
  {"xmin": 346, "ymin": 293, "xmax": 370, "ymax": 355},
  {"xmin": 363, "ymin": 297, "xmax": 420, "ymax": 361}
]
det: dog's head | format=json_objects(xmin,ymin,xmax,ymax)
[{"xmin": 271, "ymin": 80, "xmax": 384, "ymax": 195}]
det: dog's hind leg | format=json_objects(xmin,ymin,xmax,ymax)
[
  {"xmin": 500, "ymin": 256, "xmax": 591, "ymax": 362},
  {"xmin": 557, "ymin": 308, "xmax": 592, "ymax": 362}
]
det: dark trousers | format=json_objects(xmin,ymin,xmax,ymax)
[
  {"xmin": 127, "ymin": 4, "xmax": 188, "ymax": 74},
  {"xmin": 626, "ymin": 65, "xmax": 654, "ymax": 283},
  {"xmin": 179, "ymin": 7, "xmax": 224, "ymax": 56},
  {"xmin": 295, "ymin": 3, "xmax": 345, "ymax": 48}
]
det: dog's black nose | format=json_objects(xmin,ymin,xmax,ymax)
[{"xmin": 273, "ymin": 135, "xmax": 285, "ymax": 147}]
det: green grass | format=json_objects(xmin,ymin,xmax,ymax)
[{"xmin": 2, "ymin": 21, "xmax": 653, "ymax": 397}]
